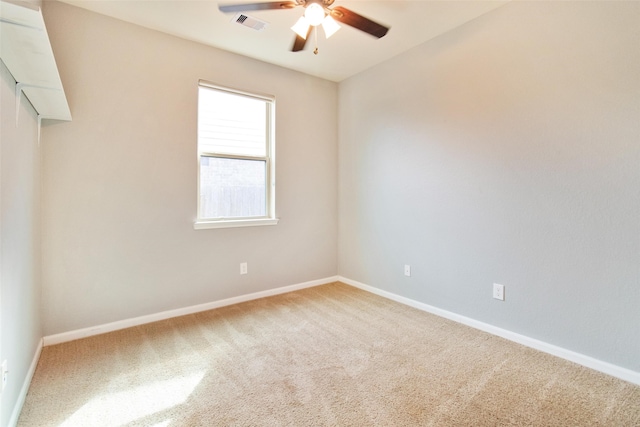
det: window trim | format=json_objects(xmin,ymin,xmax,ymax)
[
  {"xmin": 194, "ymin": 218, "xmax": 279, "ymax": 230},
  {"xmin": 195, "ymin": 80, "xmax": 278, "ymax": 229}
]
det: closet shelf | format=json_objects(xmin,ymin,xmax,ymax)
[{"xmin": 1, "ymin": 0, "xmax": 71, "ymax": 121}]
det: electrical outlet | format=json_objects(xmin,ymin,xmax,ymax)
[
  {"xmin": 240, "ymin": 262, "xmax": 248, "ymax": 275},
  {"xmin": 404, "ymin": 264, "xmax": 411, "ymax": 277},
  {"xmin": 2, "ymin": 360, "xmax": 8, "ymax": 391},
  {"xmin": 493, "ymin": 283, "xmax": 505, "ymax": 301}
]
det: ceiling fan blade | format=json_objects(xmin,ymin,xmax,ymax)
[
  {"xmin": 291, "ymin": 35, "xmax": 307, "ymax": 52},
  {"xmin": 330, "ymin": 6, "xmax": 389, "ymax": 39},
  {"xmin": 291, "ymin": 26, "xmax": 312, "ymax": 52},
  {"xmin": 219, "ymin": 1, "xmax": 297, "ymax": 13}
]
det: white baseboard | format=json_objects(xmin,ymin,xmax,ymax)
[
  {"xmin": 338, "ymin": 276, "xmax": 640, "ymax": 386},
  {"xmin": 9, "ymin": 338, "xmax": 43, "ymax": 427},
  {"xmin": 40, "ymin": 274, "xmax": 640, "ymax": 386},
  {"xmin": 43, "ymin": 276, "xmax": 339, "ymax": 346}
]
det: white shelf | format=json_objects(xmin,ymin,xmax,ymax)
[{"xmin": 0, "ymin": 0, "xmax": 71, "ymax": 121}]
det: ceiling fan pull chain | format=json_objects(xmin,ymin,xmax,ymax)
[{"xmin": 313, "ymin": 26, "xmax": 319, "ymax": 55}]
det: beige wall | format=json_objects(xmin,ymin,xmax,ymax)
[
  {"xmin": 338, "ymin": 1, "xmax": 640, "ymax": 371},
  {"xmin": 41, "ymin": 1, "xmax": 338, "ymax": 335}
]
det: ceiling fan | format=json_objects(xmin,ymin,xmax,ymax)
[{"xmin": 218, "ymin": 0, "xmax": 390, "ymax": 54}]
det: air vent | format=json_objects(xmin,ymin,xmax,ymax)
[{"xmin": 233, "ymin": 13, "xmax": 269, "ymax": 31}]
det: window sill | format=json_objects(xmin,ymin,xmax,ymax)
[{"xmin": 194, "ymin": 218, "xmax": 279, "ymax": 230}]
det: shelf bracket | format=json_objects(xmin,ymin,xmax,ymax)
[
  {"xmin": 15, "ymin": 81, "xmax": 24, "ymax": 127},
  {"xmin": 14, "ymin": 81, "xmax": 63, "ymax": 128},
  {"xmin": 37, "ymin": 114, "xmax": 42, "ymax": 146}
]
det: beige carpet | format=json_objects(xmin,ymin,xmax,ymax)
[{"xmin": 18, "ymin": 282, "xmax": 640, "ymax": 426}]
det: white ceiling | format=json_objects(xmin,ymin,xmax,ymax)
[{"xmin": 55, "ymin": 0, "xmax": 509, "ymax": 82}]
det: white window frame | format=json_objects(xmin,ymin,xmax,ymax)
[{"xmin": 194, "ymin": 80, "xmax": 278, "ymax": 230}]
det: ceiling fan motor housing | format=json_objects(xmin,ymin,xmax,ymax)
[{"xmin": 296, "ymin": 0, "xmax": 336, "ymax": 8}]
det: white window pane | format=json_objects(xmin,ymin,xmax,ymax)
[
  {"xmin": 198, "ymin": 87, "xmax": 267, "ymax": 157},
  {"xmin": 199, "ymin": 157, "xmax": 266, "ymax": 219}
]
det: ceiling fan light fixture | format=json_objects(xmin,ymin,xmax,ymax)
[
  {"xmin": 304, "ymin": 3, "xmax": 325, "ymax": 26},
  {"xmin": 321, "ymin": 15, "xmax": 340, "ymax": 38},
  {"xmin": 291, "ymin": 16, "xmax": 311, "ymax": 39}
]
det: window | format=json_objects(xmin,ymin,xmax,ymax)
[{"xmin": 195, "ymin": 81, "xmax": 277, "ymax": 229}]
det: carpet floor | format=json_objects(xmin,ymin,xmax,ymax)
[{"xmin": 18, "ymin": 282, "xmax": 640, "ymax": 426}]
